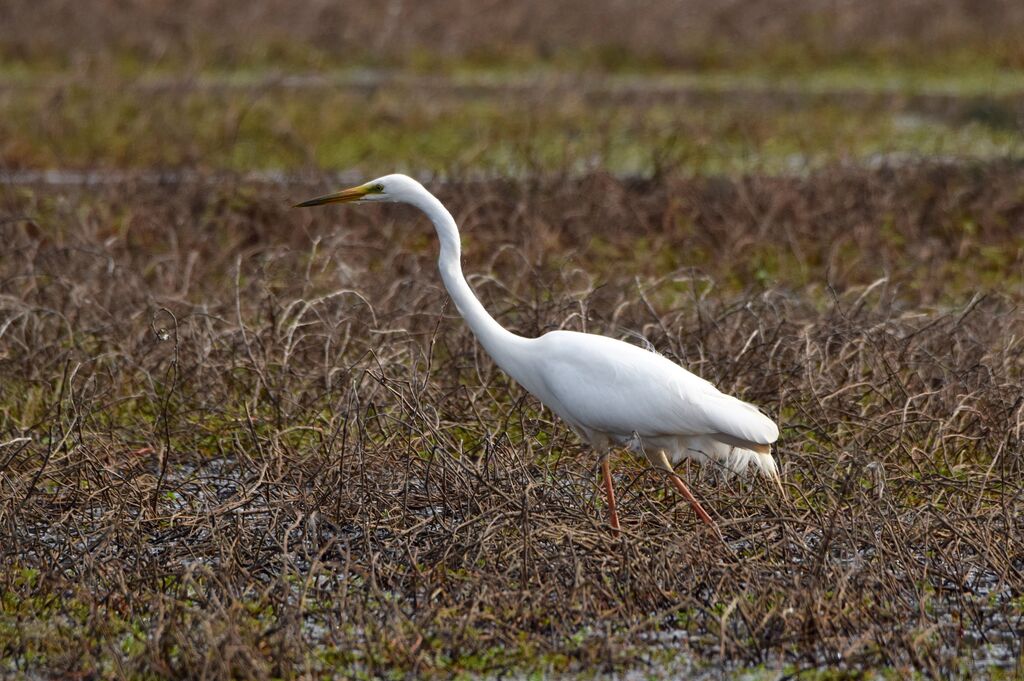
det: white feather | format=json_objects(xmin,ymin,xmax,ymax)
[{"xmin": 501, "ymin": 330, "xmax": 779, "ymax": 464}]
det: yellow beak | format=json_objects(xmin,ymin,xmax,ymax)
[{"xmin": 294, "ymin": 184, "xmax": 369, "ymax": 208}]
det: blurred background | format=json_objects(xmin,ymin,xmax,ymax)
[{"xmin": 1, "ymin": 0, "xmax": 1022, "ymax": 176}]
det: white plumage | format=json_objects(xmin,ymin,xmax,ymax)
[{"xmin": 296, "ymin": 174, "xmax": 781, "ymax": 537}]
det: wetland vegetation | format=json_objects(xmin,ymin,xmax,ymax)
[{"xmin": 1, "ymin": 1, "xmax": 1023, "ymax": 678}]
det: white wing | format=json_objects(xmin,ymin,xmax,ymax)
[{"xmin": 521, "ymin": 330, "xmax": 778, "ymax": 445}]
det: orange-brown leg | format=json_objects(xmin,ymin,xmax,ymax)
[
  {"xmin": 601, "ymin": 456, "xmax": 620, "ymax": 536},
  {"xmin": 654, "ymin": 452, "xmax": 723, "ymax": 541},
  {"xmin": 667, "ymin": 475, "xmax": 719, "ymax": 532}
]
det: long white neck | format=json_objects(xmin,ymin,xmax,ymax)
[{"xmin": 406, "ymin": 189, "xmax": 526, "ymax": 367}]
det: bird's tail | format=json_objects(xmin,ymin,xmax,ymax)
[
  {"xmin": 726, "ymin": 448, "xmax": 783, "ymax": 490},
  {"xmin": 680, "ymin": 436, "xmax": 784, "ymax": 493}
]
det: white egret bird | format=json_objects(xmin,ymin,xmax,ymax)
[{"xmin": 296, "ymin": 174, "xmax": 780, "ymax": 537}]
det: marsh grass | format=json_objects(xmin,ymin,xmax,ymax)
[
  {"xmin": 1, "ymin": 164, "xmax": 1023, "ymax": 677},
  {"xmin": 3, "ymin": 0, "xmax": 1024, "ymax": 72},
  {"xmin": 1, "ymin": 72, "xmax": 1021, "ymax": 174}
]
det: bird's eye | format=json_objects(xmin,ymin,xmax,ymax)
[{"xmin": 373, "ymin": 183, "xmax": 385, "ymax": 193}]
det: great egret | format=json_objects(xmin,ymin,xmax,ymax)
[{"xmin": 296, "ymin": 174, "xmax": 780, "ymax": 537}]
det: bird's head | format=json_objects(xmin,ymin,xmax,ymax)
[{"xmin": 294, "ymin": 174, "xmax": 426, "ymax": 208}]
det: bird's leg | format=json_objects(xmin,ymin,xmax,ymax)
[
  {"xmin": 651, "ymin": 451, "xmax": 723, "ymax": 541},
  {"xmin": 600, "ymin": 455, "xmax": 621, "ymax": 536}
]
